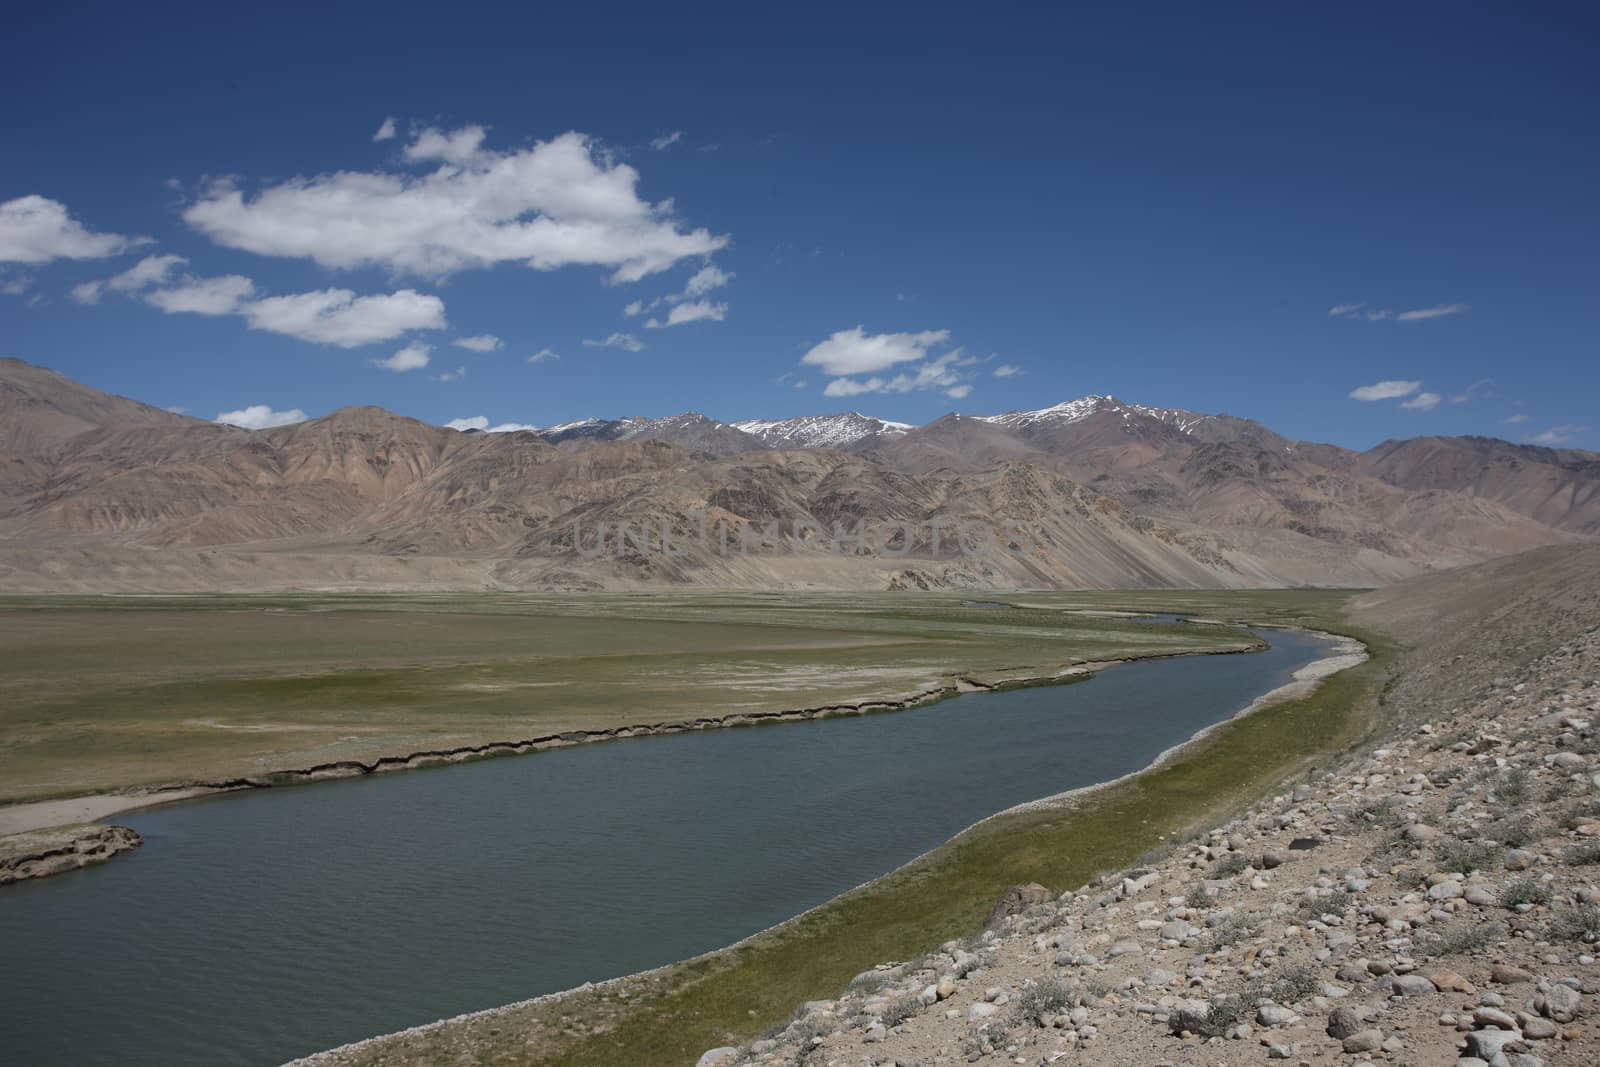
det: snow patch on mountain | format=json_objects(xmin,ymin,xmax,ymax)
[
  {"xmin": 975, "ymin": 395, "xmax": 1214, "ymax": 435},
  {"xmin": 733, "ymin": 412, "xmax": 912, "ymax": 449}
]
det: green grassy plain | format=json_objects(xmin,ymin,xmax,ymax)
[
  {"xmin": 0, "ymin": 592, "xmax": 1264, "ymax": 804},
  {"xmin": 274, "ymin": 588, "xmax": 1386, "ymax": 1067}
]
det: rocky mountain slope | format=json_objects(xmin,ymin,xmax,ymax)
[{"xmin": 0, "ymin": 359, "xmax": 1592, "ymax": 592}]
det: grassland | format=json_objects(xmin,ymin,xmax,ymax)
[
  {"xmin": 0, "ymin": 591, "xmax": 1268, "ymax": 806},
  {"xmin": 294, "ymin": 588, "xmax": 1386, "ymax": 1067}
]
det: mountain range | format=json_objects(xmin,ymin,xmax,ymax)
[{"xmin": 1, "ymin": 357, "xmax": 1593, "ymax": 592}]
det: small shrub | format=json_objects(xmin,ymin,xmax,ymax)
[
  {"xmin": 1434, "ymin": 839, "xmax": 1505, "ymax": 873},
  {"xmin": 1209, "ymin": 853, "xmax": 1249, "ymax": 878},
  {"xmin": 1550, "ymin": 904, "xmax": 1600, "ymax": 943},
  {"xmin": 1426, "ymin": 924, "xmax": 1494, "ymax": 956},
  {"xmin": 1011, "ymin": 978, "xmax": 1071, "ymax": 1027},
  {"xmin": 1497, "ymin": 767, "xmax": 1531, "ymax": 806},
  {"xmin": 953, "ymin": 954, "xmax": 983, "ymax": 979},
  {"xmin": 1185, "ymin": 883, "xmax": 1213, "ymax": 910},
  {"xmin": 1298, "ymin": 888, "xmax": 1352, "ymax": 919},
  {"xmin": 1247, "ymin": 966, "xmax": 1320, "ymax": 1005},
  {"xmin": 1209, "ymin": 912, "xmax": 1261, "ymax": 948},
  {"xmin": 1487, "ymin": 815, "xmax": 1541, "ymax": 848},
  {"xmin": 1564, "ymin": 839, "xmax": 1600, "ymax": 866},
  {"xmin": 1193, "ymin": 998, "xmax": 1241, "ymax": 1039},
  {"xmin": 1500, "ymin": 875, "xmax": 1552, "ymax": 907},
  {"xmin": 846, "ymin": 971, "xmax": 888, "ymax": 994},
  {"xmin": 881, "ymin": 996, "xmax": 921, "ymax": 1029},
  {"xmin": 960, "ymin": 1022, "xmax": 1011, "ymax": 1059}
]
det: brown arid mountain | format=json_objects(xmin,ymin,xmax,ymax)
[{"xmin": 0, "ymin": 359, "xmax": 1592, "ymax": 593}]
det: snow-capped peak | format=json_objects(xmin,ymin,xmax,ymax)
[
  {"xmin": 975, "ymin": 395, "xmax": 1214, "ymax": 435},
  {"xmin": 733, "ymin": 412, "xmax": 912, "ymax": 449}
]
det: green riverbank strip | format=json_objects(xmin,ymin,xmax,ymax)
[{"xmin": 316, "ymin": 591, "xmax": 1392, "ymax": 1067}]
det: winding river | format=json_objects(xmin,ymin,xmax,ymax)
[{"xmin": 0, "ymin": 626, "xmax": 1337, "ymax": 1066}]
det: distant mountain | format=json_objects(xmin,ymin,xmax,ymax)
[
  {"xmin": 535, "ymin": 413, "xmax": 765, "ymax": 457},
  {"xmin": 732, "ymin": 412, "xmax": 912, "ymax": 451},
  {"xmin": 0, "ymin": 359, "xmax": 1591, "ymax": 593}
]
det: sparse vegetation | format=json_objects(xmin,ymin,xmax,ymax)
[
  {"xmin": 1433, "ymin": 839, "xmax": 1505, "ymax": 873},
  {"xmin": 1496, "ymin": 766, "xmax": 1531, "ymax": 805},
  {"xmin": 1298, "ymin": 888, "xmax": 1352, "ymax": 919},
  {"xmin": 1563, "ymin": 839, "xmax": 1600, "ymax": 866},
  {"xmin": 1500, "ymin": 876, "xmax": 1552, "ymax": 907},
  {"xmin": 1246, "ymin": 966, "xmax": 1320, "ymax": 1005},
  {"xmin": 1192, "ymin": 998, "xmax": 1241, "ymax": 1039},
  {"xmin": 880, "ymin": 996, "xmax": 921, "ymax": 1028},
  {"xmin": 1550, "ymin": 904, "xmax": 1600, "ymax": 943},
  {"xmin": 1209, "ymin": 912, "xmax": 1261, "ymax": 947},
  {"xmin": 1011, "ymin": 978, "xmax": 1071, "ymax": 1027},
  {"xmin": 1427, "ymin": 924, "xmax": 1494, "ymax": 956},
  {"xmin": 1209, "ymin": 853, "xmax": 1250, "ymax": 878}
]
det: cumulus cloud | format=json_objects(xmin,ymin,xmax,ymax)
[
  {"xmin": 240, "ymin": 288, "xmax": 446, "ymax": 347},
  {"xmin": 145, "ymin": 274, "xmax": 258, "ymax": 315},
  {"xmin": 0, "ymin": 195, "xmax": 147, "ymax": 264},
  {"xmin": 1528, "ymin": 424, "xmax": 1589, "ymax": 446},
  {"xmin": 371, "ymin": 342, "xmax": 431, "ymax": 372},
  {"xmin": 182, "ymin": 128, "xmax": 728, "ymax": 283},
  {"xmin": 74, "ymin": 253, "xmax": 190, "ymax": 304},
  {"xmin": 215, "ymin": 404, "xmax": 308, "ymax": 429},
  {"xmin": 452, "ymin": 333, "xmax": 503, "ymax": 352},
  {"xmin": 1348, "ymin": 379, "xmax": 1422, "ymax": 402},
  {"xmin": 645, "ymin": 299, "xmax": 726, "ymax": 328},
  {"xmin": 651, "ymin": 131, "xmax": 682, "ymax": 150},
  {"xmin": 373, "ymin": 117, "xmax": 397, "ymax": 142},
  {"xmin": 445, "ymin": 415, "xmax": 539, "ymax": 433},
  {"xmin": 528, "ymin": 347, "xmax": 560, "ymax": 363},
  {"xmin": 1397, "ymin": 302, "xmax": 1470, "ymax": 322},
  {"xmin": 582, "ymin": 332, "xmax": 644, "ymax": 351},
  {"xmin": 1400, "ymin": 391, "xmax": 1441, "ymax": 410},
  {"xmin": 802, "ymin": 326, "xmax": 951, "ymax": 377},
  {"xmin": 821, "ymin": 349, "xmax": 975, "ymax": 400},
  {"xmin": 993, "ymin": 364, "xmax": 1022, "ymax": 378}
]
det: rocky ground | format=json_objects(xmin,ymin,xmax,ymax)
[{"xmin": 700, "ymin": 625, "xmax": 1600, "ymax": 1067}]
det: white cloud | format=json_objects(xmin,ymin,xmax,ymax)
[
  {"xmin": 1348, "ymin": 379, "xmax": 1422, "ymax": 402},
  {"xmin": 164, "ymin": 405, "xmax": 188, "ymax": 414},
  {"xmin": 1, "ymin": 273, "xmax": 31, "ymax": 296},
  {"xmin": 215, "ymin": 404, "xmax": 308, "ymax": 429},
  {"xmin": 802, "ymin": 326, "xmax": 950, "ymax": 377},
  {"xmin": 1529, "ymin": 424, "xmax": 1589, "ymax": 446},
  {"xmin": 373, "ymin": 117, "xmax": 397, "ymax": 142},
  {"xmin": 993, "ymin": 364, "xmax": 1022, "ymax": 378},
  {"xmin": 0, "ymin": 195, "xmax": 146, "ymax": 264},
  {"xmin": 645, "ymin": 299, "xmax": 726, "ymax": 328},
  {"xmin": 651, "ymin": 131, "xmax": 682, "ymax": 150},
  {"xmin": 452, "ymin": 333, "xmax": 503, "ymax": 352},
  {"xmin": 239, "ymin": 288, "xmax": 446, "ymax": 347},
  {"xmin": 528, "ymin": 347, "xmax": 560, "ymax": 363},
  {"xmin": 582, "ymin": 332, "xmax": 644, "ymax": 352},
  {"xmin": 371, "ymin": 342, "xmax": 431, "ymax": 372},
  {"xmin": 684, "ymin": 264, "xmax": 732, "ymax": 295},
  {"xmin": 1330, "ymin": 301, "xmax": 1469, "ymax": 323},
  {"xmin": 434, "ymin": 365, "xmax": 466, "ymax": 381},
  {"xmin": 623, "ymin": 299, "xmax": 647, "ymax": 317},
  {"xmin": 145, "ymin": 274, "xmax": 258, "ymax": 315},
  {"xmin": 1450, "ymin": 378, "xmax": 1494, "ymax": 404},
  {"xmin": 1400, "ymin": 391, "xmax": 1441, "ymax": 410},
  {"xmin": 183, "ymin": 128, "xmax": 727, "ymax": 283},
  {"xmin": 445, "ymin": 415, "xmax": 539, "ymax": 433},
  {"xmin": 1397, "ymin": 302, "xmax": 1469, "ymax": 322},
  {"xmin": 73, "ymin": 253, "xmax": 189, "ymax": 304},
  {"xmin": 821, "ymin": 349, "xmax": 975, "ymax": 398},
  {"xmin": 1500, "ymin": 413, "xmax": 1530, "ymax": 425}
]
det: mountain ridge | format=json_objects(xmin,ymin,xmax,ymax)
[{"xmin": 0, "ymin": 359, "xmax": 1591, "ymax": 592}]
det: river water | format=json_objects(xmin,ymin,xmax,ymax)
[{"xmin": 0, "ymin": 627, "xmax": 1334, "ymax": 1066}]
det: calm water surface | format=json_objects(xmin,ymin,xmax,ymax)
[{"xmin": 0, "ymin": 628, "xmax": 1333, "ymax": 1066}]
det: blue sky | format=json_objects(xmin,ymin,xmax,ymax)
[{"xmin": 2, "ymin": 2, "xmax": 1596, "ymax": 449}]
